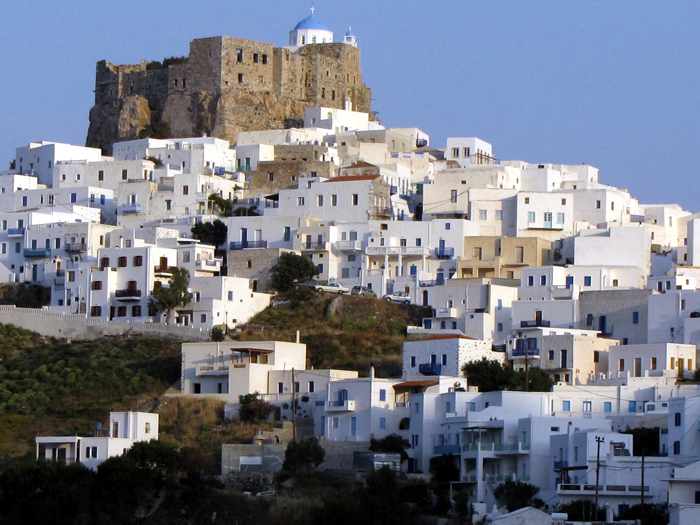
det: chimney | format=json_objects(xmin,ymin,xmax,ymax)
[
  {"xmin": 296, "ymin": 330, "xmax": 300, "ymax": 344},
  {"xmin": 369, "ymin": 364, "xmax": 375, "ymax": 379}
]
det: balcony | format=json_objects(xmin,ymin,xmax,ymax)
[
  {"xmin": 418, "ymin": 363, "xmax": 442, "ymax": 376},
  {"xmin": 154, "ymin": 266, "xmax": 173, "ymax": 277},
  {"xmin": 493, "ymin": 441, "xmax": 530, "ymax": 455},
  {"xmin": 196, "ymin": 258, "xmax": 222, "ymax": 272},
  {"xmin": 114, "ymin": 288, "xmax": 142, "ymax": 301},
  {"xmin": 24, "ymin": 248, "xmax": 51, "ymax": 258},
  {"xmin": 557, "ymin": 483, "xmax": 649, "ymax": 496},
  {"xmin": 510, "ymin": 349, "xmax": 540, "ymax": 359},
  {"xmin": 195, "ymin": 364, "xmax": 229, "ymax": 376},
  {"xmin": 118, "ymin": 203, "xmax": 143, "ymax": 214},
  {"xmin": 64, "ymin": 242, "xmax": 86, "ymax": 253},
  {"xmin": 302, "ymin": 241, "xmax": 329, "ymax": 251},
  {"xmin": 7, "ymin": 227, "xmax": 25, "ymax": 237},
  {"xmin": 433, "ymin": 444, "xmax": 461, "ymax": 455},
  {"xmin": 435, "ymin": 307, "xmax": 458, "ymax": 318},
  {"xmin": 326, "ymin": 399, "xmax": 356, "ymax": 412},
  {"xmin": 434, "ymin": 247, "xmax": 455, "ymax": 259},
  {"xmin": 366, "ymin": 245, "xmax": 427, "ymax": 256},
  {"xmin": 551, "ymin": 285, "xmax": 575, "ymax": 300},
  {"xmin": 520, "ymin": 320, "xmax": 551, "ymax": 328},
  {"xmin": 229, "ymin": 240, "xmax": 268, "ymax": 250},
  {"xmin": 334, "ymin": 240, "xmax": 362, "ymax": 252}
]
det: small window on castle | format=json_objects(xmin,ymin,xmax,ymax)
[
  {"xmin": 174, "ymin": 79, "xmax": 178, "ymax": 88},
  {"xmin": 253, "ymin": 53, "xmax": 259, "ymax": 63},
  {"xmin": 321, "ymin": 88, "xmax": 326, "ymax": 98},
  {"xmin": 262, "ymin": 54, "xmax": 268, "ymax": 64},
  {"xmin": 332, "ymin": 90, "xmax": 336, "ymax": 101},
  {"xmin": 236, "ymin": 49, "xmax": 243, "ymax": 63},
  {"xmin": 238, "ymin": 73, "xmax": 244, "ymax": 84}
]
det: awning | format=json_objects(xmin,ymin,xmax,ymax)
[{"xmin": 393, "ymin": 379, "xmax": 439, "ymax": 392}]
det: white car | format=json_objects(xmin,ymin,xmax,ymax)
[
  {"xmin": 314, "ymin": 282, "xmax": 350, "ymax": 295},
  {"xmin": 383, "ymin": 292, "xmax": 411, "ymax": 305}
]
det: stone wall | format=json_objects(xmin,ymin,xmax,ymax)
[
  {"xmin": 0, "ymin": 305, "xmax": 209, "ymax": 340},
  {"xmin": 227, "ymin": 248, "xmax": 295, "ymax": 291},
  {"xmin": 87, "ymin": 37, "xmax": 372, "ymax": 153}
]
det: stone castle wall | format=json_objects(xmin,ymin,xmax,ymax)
[{"xmin": 87, "ymin": 36, "xmax": 372, "ymax": 153}]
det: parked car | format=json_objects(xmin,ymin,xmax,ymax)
[
  {"xmin": 351, "ymin": 286, "xmax": 376, "ymax": 297},
  {"xmin": 314, "ymin": 282, "xmax": 350, "ymax": 295},
  {"xmin": 383, "ymin": 292, "xmax": 411, "ymax": 305}
]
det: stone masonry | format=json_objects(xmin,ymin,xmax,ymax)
[{"xmin": 87, "ymin": 36, "xmax": 372, "ymax": 153}]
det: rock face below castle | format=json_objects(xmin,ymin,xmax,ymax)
[{"xmin": 87, "ymin": 36, "xmax": 372, "ymax": 153}]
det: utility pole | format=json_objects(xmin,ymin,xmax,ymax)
[
  {"xmin": 640, "ymin": 451, "xmax": 646, "ymax": 507},
  {"xmin": 524, "ymin": 347, "xmax": 529, "ymax": 392},
  {"xmin": 594, "ymin": 436, "xmax": 605, "ymax": 518},
  {"xmin": 291, "ymin": 367, "xmax": 296, "ymax": 442}
]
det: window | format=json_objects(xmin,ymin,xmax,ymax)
[
  {"xmin": 450, "ymin": 190, "xmax": 458, "ymax": 203},
  {"xmin": 133, "ymin": 255, "xmax": 143, "ymax": 267},
  {"xmin": 98, "ymin": 170, "xmax": 104, "ymax": 181},
  {"xmin": 583, "ymin": 401, "xmax": 592, "ymax": 413},
  {"xmin": 495, "ymin": 210, "xmax": 503, "ymax": 221},
  {"xmin": 132, "ymin": 305, "xmax": 142, "ymax": 317},
  {"xmin": 584, "ymin": 276, "xmax": 592, "ymax": 287},
  {"xmin": 117, "ymin": 256, "xmax": 127, "ymax": 268},
  {"xmin": 629, "ymin": 401, "xmax": 637, "ymax": 413},
  {"xmin": 238, "ymin": 73, "xmax": 244, "ymax": 83},
  {"xmin": 603, "ymin": 401, "xmax": 612, "ymax": 413},
  {"xmin": 90, "ymin": 306, "xmax": 102, "ymax": 317},
  {"xmin": 527, "ymin": 211, "xmax": 536, "ymax": 223},
  {"xmin": 586, "ymin": 313, "xmax": 593, "ymax": 327},
  {"xmin": 308, "ymin": 381, "xmax": 315, "ymax": 393},
  {"xmin": 596, "ymin": 200, "xmax": 601, "ymax": 209},
  {"xmin": 557, "ymin": 212, "xmax": 565, "ymax": 224},
  {"xmin": 91, "ymin": 281, "xmax": 103, "ymax": 291},
  {"xmin": 441, "ymin": 354, "xmax": 447, "ymax": 366},
  {"xmin": 561, "ymin": 198, "xmax": 567, "ymax": 205},
  {"xmin": 379, "ymin": 389, "xmax": 386, "ymax": 401},
  {"xmin": 673, "ymin": 440, "xmax": 681, "ymax": 455},
  {"xmin": 594, "ymin": 351, "xmax": 600, "ymax": 363},
  {"xmin": 182, "ymin": 185, "xmax": 189, "ymax": 195},
  {"xmin": 410, "ymin": 356, "xmax": 416, "ymax": 367},
  {"xmin": 121, "ymin": 169, "xmax": 128, "ymax": 181},
  {"xmin": 379, "ymin": 417, "xmax": 386, "ymax": 430},
  {"xmin": 675, "ymin": 412, "xmax": 682, "ymax": 426},
  {"xmin": 540, "ymin": 275, "xmax": 547, "ymax": 286},
  {"xmin": 352, "ymin": 194, "xmax": 359, "ymax": 206},
  {"xmin": 297, "ymin": 197, "xmax": 305, "ymax": 206},
  {"xmin": 524, "ymin": 197, "xmax": 530, "ymax": 204},
  {"xmin": 548, "ymin": 350, "xmax": 554, "ymax": 361},
  {"xmin": 562, "ymin": 400, "xmax": 571, "ymax": 412},
  {"xmin": 479, "ymin": 209, "xmax": 488, "ymax": 221},
  {"xmin": 632, "ymin": 311, "xmax": 639, "ymax": 324},
  {"xmin": 528, "ymin": 275, "xmax": 534, "ymax": 286},
  {"xmin": 619, "ymin": 358, "xmax": 625, "ymax": 371},
  {"xmin": 331, "ymin": 194, "xmax": 338, "ymax": 206}
]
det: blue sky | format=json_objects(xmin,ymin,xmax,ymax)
[{"xmin": 1, "ymin": 0, "xmax": 698, "ymax": 207}]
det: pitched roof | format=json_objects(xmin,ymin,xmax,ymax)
[{"xmin": 325, "ymin": 174, "xmax": 379, "ymax": 183}]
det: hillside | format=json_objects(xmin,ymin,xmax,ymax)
[{"xmin": 235, "ymin": 290, "xmax": 431, "ymax": 377}]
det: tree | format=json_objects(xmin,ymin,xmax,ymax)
[
  {"xmin": 282, "ymin": 438, "xmax": 325, "ymax": 473},
  {"xmin": 211, "ymin": 325, "xmax": 226, "ymax": 341},
  {"xmin": 617, "ymin": 503, "xmax": 668, "ymax": 525},
  {"xmin": 208, "ymin": 194, "xmax": 234, "ymax": 217},
  {"xmin": 191, "ymin": 220, "xmax": 228, "ymax": 250},
  {"xmin": 493, "ymin": 480, "xmax": 540, "ymax": 512},
  {"xmin": 462, "ymin": 358, "xmax": 552, "ymax": 392},
  {"xmin": 370, "ymin": 434, "xmax": 410, "ymax": 461},
  {"xmin": 238, "ymin": 393, "xmax": 274, "ymax": 422},
  {"xmin": 150, "ymin": 268, "xmax": 193, "ymax": 325},
  {"xmin": 429, "ymin": 455, "xmax": 460, "ymax": 484},
  {"xmin": 361, "ymin": 467, "xmax": 412, "ymax": 525},
  {"xmin": 271, "ymin": 253, "xmax": 318, "ymax": 292}
]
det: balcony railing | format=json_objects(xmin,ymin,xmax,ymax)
[
  {"xmin": 196, "ymin": 259, "xmax": 222, "ymax": 271},
  {"xmin": 115, "ymin": 288, "xmax": 142, "ymax": 299},
  {"xmin": 434, "ymin": 247, "xmax": 455, "ymax": 259},
  {"xmin": 326, "ymin": 399, "xmax": 356, "ymax": 412},
  {"xmin": 7, "ymin": 227, "xmax": 25, "ymax": 237},
  {"xmin": 433, "ymin": 444, "xmax": 461, "ymax": 455},
  {"xmin": 435, "ymin": 307, "xmax": 458, "ymax": 318},
  {"xmin": 334, "ymin": 240, "xmax": 362, "ymax": 251},
  {"xmin": 24, "ymin": 248, "xmax": 51, "ymax": 258},
  {"xmin": 229, "ymin": 240, "xmax": 268, "ymax": 250},
  {"xmin": 418, "ymin": 363, "xmax": 442, "ymax": 376},
  {"xmin": 64, "ymin": 242, "xmax": 86, "ymax": 253},
  {"xmin": 557, "ymin": 483, "xmax": 649, "ymax": 495},
  {"xmin": 302, "ymin": 241, "xmax": 329, "ymax": 251},
  {"xmin": 118, "ymin": 203, "xmax": 143, "ymax": 214},
  {"xmin": 511, "ymin": 349, "xmax": 540, "ymax": 358},
  {"xmin": 520, "ymin": 320, "xmax": 551, "ymax": 328},
  {"xmin": 154, "ymin": 266, "xmax": 173, "ymax": 275}
]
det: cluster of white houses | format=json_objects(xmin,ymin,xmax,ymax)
[{"xmin": 12, "ymin": 18, "xmax": 700, "ymax": 523}]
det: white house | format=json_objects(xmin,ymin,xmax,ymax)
[{"xmin": 35, "ymin": 411, "xmax": 158, "ymax": 470}]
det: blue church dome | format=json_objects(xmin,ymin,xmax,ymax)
[{"xmin": 293, "ymin": 9, "xmax": 330, "ymax": 31}]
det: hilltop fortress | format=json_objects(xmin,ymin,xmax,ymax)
[{"xmin": 87, "ymin": 10, "xmax": 372, "ymax": 153}]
